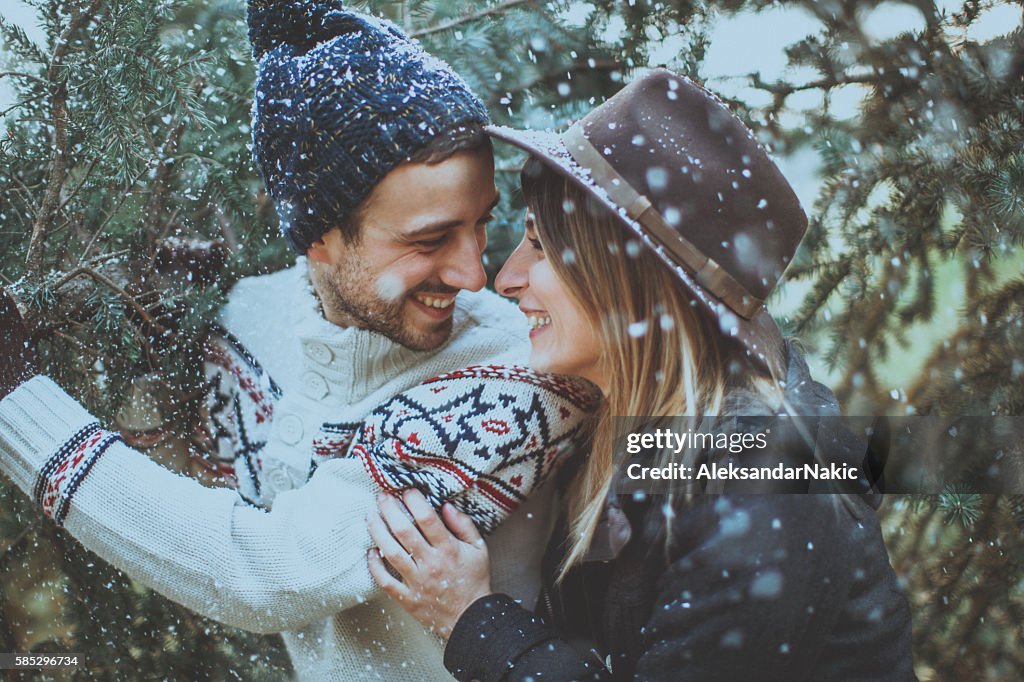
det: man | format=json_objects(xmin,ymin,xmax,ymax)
[{"xmin": 0, "ymin": 4, "xmax": 594, "ymax": 680}]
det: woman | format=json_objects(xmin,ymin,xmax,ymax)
[{"xmin": 366, "ymin": 69, "xmax": 916, "ymax": 680}]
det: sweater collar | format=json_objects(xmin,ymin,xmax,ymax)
[{"xmin": 292, "ymin": 258, "xmax": 451, "ymax": 405}]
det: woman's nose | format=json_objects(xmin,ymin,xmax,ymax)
[{"xmin": 495, "ymin": 238, "xmax": 531, "ymax": 299}]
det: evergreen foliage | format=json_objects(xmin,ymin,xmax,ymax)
[
  {"xmin": 731, "ymin": 5, "xmax": 1024, "ymax": 672},
  {"xmin": 0, "ymin": 0, "xmax": 1021, "ymax": 678}
]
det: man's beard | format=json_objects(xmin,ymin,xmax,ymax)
[{"xmin": 311, "ymin": 258, "xmax": 456, "ymax": 351}]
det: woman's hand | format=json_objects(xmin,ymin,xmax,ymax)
[{"xmin": 366, "ymin": 489, "xmax": 492, "ymax": 639}]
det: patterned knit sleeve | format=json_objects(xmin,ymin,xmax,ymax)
[
  {"xmin": 0, "ymin": 376, "xmax": 399, "ymax": 634},
  {"xmin": 198, "ymin": 327, "xmax": 282, "ymax": 506},
  {"xmin": 0, "ymin": 367, "xmax": 596, "ymax": 637},
  {"xmin": 348, "ymin": 365, "xmax": 599, "ymax": 534}
]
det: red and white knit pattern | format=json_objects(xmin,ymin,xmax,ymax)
[
  {"xmin": 34, "ymin": 422, "xmax": 123, "ymax": 526},
  {"xmin": 312, "ymin": 422, "xmax": 359, "ymax": 466},
  {"xmin": 350, "ymin": 365, "xmax": 599, "ymax": 533},
  {"xmin": 0, "ymin": 264, "xmax": 586, "ymax": 682},
  {"xmin": 424, "ymin": 364, "xmax": 599, "ymax": 408},
  {"xmin": 201, "ymin": 327, "xmax": 281, "ymax": 503}
]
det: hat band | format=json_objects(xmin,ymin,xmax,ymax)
[{"xmin": 562, "ymin": 125, "xmax": 764, "ymax": 320}]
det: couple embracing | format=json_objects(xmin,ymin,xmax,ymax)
[{"xmin": 0, "ymin": 1, "xmax": 915, "ymax": 680}]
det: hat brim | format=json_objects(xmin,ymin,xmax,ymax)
[{"xmin": 485, "ymin": 124, "xmax": 786, "ymax": 382}]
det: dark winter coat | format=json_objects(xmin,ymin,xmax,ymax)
[{"xmin": 443, "ymin": 345, "xmax": 917, "ymax": 681}]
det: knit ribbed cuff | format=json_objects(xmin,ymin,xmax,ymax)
[
  {"xmin": 445, "ymin": 593, "xmax": 557, "ymax": 681},
  {"xmin": 0, "ymin": 376, "xmax": 97, "ymax": 496}
]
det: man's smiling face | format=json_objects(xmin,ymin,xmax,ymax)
[{"xmin": 308, "ymin": 146, "xmax": 499, "ymax": 351}]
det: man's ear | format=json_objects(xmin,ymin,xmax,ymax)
[{"xmin": 306, "ymin": 232, "xmax": 334, "ymax": 264}]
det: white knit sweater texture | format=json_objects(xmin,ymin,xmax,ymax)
[{"xmin": 0, "ymin": 259, "xmax": 569, "ymax": 681}]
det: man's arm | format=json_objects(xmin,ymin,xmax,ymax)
[
  {"xmin": 194, "ymin": 329, "xmax": 281, "ymax": 503},
  {"xmin": 1, "ymin": 369, "xmax": 596, "ymax": 635},
  {"xmin": 1, "ymin": 374, "xmax": 381, "ymax": 634},
  {"xmin": 1, "ymin": 290, "xmax": 378, "ymax": 633},
  {"xmin": 3, "ymin": 299, "xmax": 596, "ymax": 638}
]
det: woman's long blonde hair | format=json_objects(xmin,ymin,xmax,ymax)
[{"xmin": 521, "ymin": 159, "xmax": 780, "ymax": 579}]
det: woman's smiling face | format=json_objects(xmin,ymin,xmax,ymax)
[{"xmin": 495, "ymin": 213, "xmax": 604, "ymax": 390}]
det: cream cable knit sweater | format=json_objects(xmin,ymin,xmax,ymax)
[{"xmin": 0, "ymin": 260, "xmax": 589, "ymax": 681}]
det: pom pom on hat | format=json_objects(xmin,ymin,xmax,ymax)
[
  {"xmin": 246, "ymin": 1, "xmax": 490, "ymax": 253},
  {"xmin": 247, "ymin": 0, "xmax": 399, "ymax": 61}
]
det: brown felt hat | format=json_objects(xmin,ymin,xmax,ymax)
[{"xmin": 487, "ymin": 68, "xmax": 807, "ymax": 381}]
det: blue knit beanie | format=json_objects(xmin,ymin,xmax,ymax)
[{"xmin": 247, "ymin": 1, "xmax": 490, "ymax": 253}]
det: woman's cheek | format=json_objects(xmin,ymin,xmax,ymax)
[{"xmin": 528, "ymin": 337, "xmax": 551, "ymax": 373}]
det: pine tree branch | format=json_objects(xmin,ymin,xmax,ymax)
[
  {"xmin": 835, "ymin": 282, "xmax": 892, "ymax": 407},
  {"xmin": 139, "ymin": 77, "xmax": 205, "ymax": 242},
  {"xmin": 85, "ymin": 249, "xmax": 132, "ymax": 267},
  {"xmin": 496, "ymin": 58, "xmax": 623, "ymax": 103},
  {"xmin": 411, "ymin": 0, "xmax": 532, "ymax": 38},
  {"xmin": 748, "ymin": 71, "xmax": 879, "ymax": 97},
  {"xmin": 907, "ymin": 278, "xmax": 1024, "ymax": 411},
  {"xmin": 897, "ymin": 502, "xmax": 939, "ymax": 575},
  {"xmin": 0, "ymin": 91, "xmax": 46, "ymax": 118},
  {"xmin": 141, "ymin": 120, "xmax": 188, "ymax": 238},
  {"xmin": 54, "ymin": 266, "xmax": 167, "ymax": 335},
  {"xmin": 6, "ymin": 174, "xmax": 39, "ymax": 228},
  {"xmin": 0, "ymin": 518, "xmax": 38, "ymax": 567},
  {"xmin": 135, "ymin": 53, "xmax": 209, "ymax": 128},
  {"xmin": 936, "ymin": 496, "xmax": 998, "ymax": 595},
  {"xmin": 0, "ymin": 550, "xmax": 24, "ymax": 662},
  {"xmin": 24, "ymin": 82, "xmax": 70, "ymax": 278},
  {"xmin": 0, "ymin": 71, "xmax": 46, "ymax": 86},
  {"xmin": 948, "ymin": 583, "xmax": 999, "ymax": 657},
  {"xmin": 52, "ymin": 329, "xmax": 101, "ymax": 357},
  {"xmin": 56, "ymin": 138, "xmax": 116, "ymax": 217},
  {"xmin": 906, "ymin": 324, "xmax": 974, "ymax": 409},
  {"xmin": 77, "ymin": 163, "xmax": 154, "ymax": 265},
  {"xmin": 24, "ymin": 0, "xmax": 104, "ymax": 280},
  {"xmin": 793, "ymin": 259, "xmax": 852, "ymax": 334},
  {"xmin": 46, "ymin": 0, "xmax": 103, "ymax": 82},
  {"xmin": 212, "ymin": 203, "xmax": 240, "ymax": 251}
]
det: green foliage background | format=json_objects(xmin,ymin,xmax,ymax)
[{"xmin": 0, "ymin": 0, "xmax": 1022, "ymax": 679}]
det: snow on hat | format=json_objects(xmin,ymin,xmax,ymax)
[
  {"xmin": 488, "ymin": 69, "xmax": 808, "ymax": 381},
  {"xmin": 247, "ymin": 0, "xmax": 490, "ymax": 253}
]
